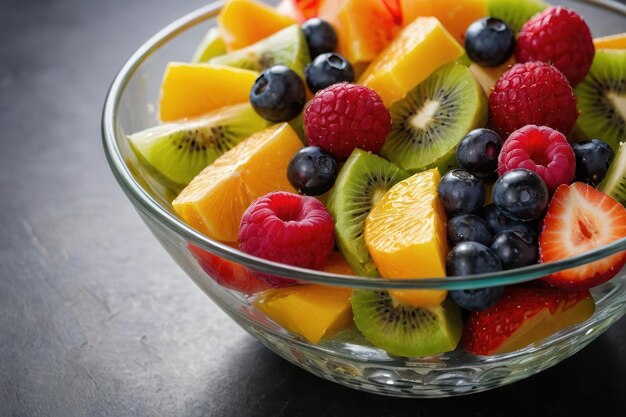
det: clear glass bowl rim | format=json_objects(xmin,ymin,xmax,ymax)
[{"xmin": 102, "ymin": 0, "xmax": 626, "ymax": 291}]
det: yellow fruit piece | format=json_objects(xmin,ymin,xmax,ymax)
[
  {"xmin": 318, "ymin": 0, "xmax": 401, "ymax": 65},
  {"xmin": 192, "ymin": 28, "xmax": 227, "ymax": 62},
  {"xmin": 158, "ymin": 63, "xmax": 258, "ymax": 122},
  {"xmin": 358, "ymin": 17, "xmax": 465, "ymax": 106},
  {"xmin": 365, "ymin": 169, "xmax": 448, "ymax": 307},
  {"xmin": 401, "ymin": 0, "xmax": 488, "ymax": 42},
  {"xmin": 494, "ymin": 294, "xmax": 595, "ymax": 354},
  {"xmin": 173, "ymin": 124, "xmax": 301, "ymax": 242},
  {"xmin": 254, "ymin": 285, "xmax": 353, "ymax": 343},
  {"xmin": 218, "ymin": 0, "xmax": 296, "ymax": 51},
  {"xmin": 469, "ymin": 56, "xmax": 515, "ymax": 95},
  {"xmin": 594, "ymin": 33, "xmax": 626, "ymax": 50}
]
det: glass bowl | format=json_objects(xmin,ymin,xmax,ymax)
[{"xmin": 102, "ymin": 0, "xmax": 626, "ymax": 397}]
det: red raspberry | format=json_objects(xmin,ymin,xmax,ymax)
[
  {"xmin": 304, "ymin": 83, "xmax": 391, "ymax": 161},
  {"xmin": 516, "ymin": 7, "xmax": 594, "ymax": 87},
  {"xmin": 489, "ymin": 61, "xmax": 578, "ymax": 138},
  {"xmin": 238, "ymin": 191, "xmax": 335, "ymax": 287},
  {"xmin": 498, "ymin": 125, "xmax": 575, "ymax": 193}
]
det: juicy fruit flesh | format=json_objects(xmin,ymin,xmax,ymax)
[
  {"xmin": 352, "ymin": 291, "xmax": 463, "ymax": 357},
  {"xmin": 192, "ymin": 28, "xmax": 227, "ymax": 63},
  {"xmin": 358, "ymin": 17, "xmax": 465, "ymax": 106},
  {"xmin": 327, "ymin": 149, "xmax": 409, "ymax": 277},
  {"xmin": 469, "ymin": 56, "xmax": 515, "ymax": 94},
  {"xmin": 383, "ymin": 62, "xmax": 488, "ymax": 173},
  {"xmin": 463, "ymin": 288, "xmax": 595, "ymax": 355},
  {"xmin": 218, "ymin": 0, "xmax": 296, "ymax": 51},
  {"xmin": 594, "ymin": 33, "xmax": 626, "ymax": 50},
  {"xmin": 401, "ymin": 0, "xmax": 488, "ymax": 42},
  {"xmin": 172, "ymin": 123, "xmax": 301, "ymax": 242},
  {"xmin": 365, "ymin": 169, "xmax": 448, "ymax": 306},
  {"xmin": 254, "ymin": 284, "xmax": 353, "ymax": 343},
  {"xmin": 128, "ymin": 103, "xmax": 270, "ymax": 192},
  {"xmin": 599, "ymin": 142, "xmax": 626, "ymax": 204},
  {"xmin": 158, "ymin": 63, "xmax": 258, "ymax": 122}
]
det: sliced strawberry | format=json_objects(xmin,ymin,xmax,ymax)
[
  {"xmin": 462, "ymin": 287, "xmax": 595, "ymax": 355},
  {"xmin": 277, "ymin": 0, "xmax": 320, "ymax": 23},
  {"xmin": 540, "ymin": 182, "xmax": 626, "ymax": 290},
  {"xmin": 188, "ymin": 244, "xmax": 271, "ymax": 296}
]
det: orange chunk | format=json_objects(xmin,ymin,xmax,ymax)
[
  {"xmin": 218, "ymin": 0, "xmax": 296, "ymax": 50},
  {"xmin": 172, "ymin": 124, "xmax": 301, "ymax": 242},
  {"xmin": 365, "ymin": 169, "xmax": 448, "ymax": 307},
  {"xmin": 594, "ymin": 33, "xmax": 626, "ymax": 50},
  {"xmin": 158, "ymin": 63, "xmax": 258, "ymax": 122}
]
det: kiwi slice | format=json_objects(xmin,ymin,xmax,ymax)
[
  {"xmin": 382, "ymin": 62, "xmax": 487, "ymax": 174},
  {"xmin": 599, "ymin": 142, "xmax": 626, "ymax": 204},
  {"xmin": 128, "ymin": 103, "xmax": 270, "ymax": 192},
  {"xmin": 209, "ymin": 24, "xmax": 310, "ymax": 78},
  {"xmin": 574, "ymin": 50, "xmax": 626, "ymax": 153},
  {"xmin": 192, "ymin": 27, "xmax": 226, "ymax": 63},
  {"xmin": 487, "ymin": 0, "xmax": 548, "ymax": 33},
  {"xmin": 352, "ymin": 291, "xmax": 463, "ymax": 357},
  {"xmin": 327, "ymin": 150, "xmax": 409, "ymax": 277}
]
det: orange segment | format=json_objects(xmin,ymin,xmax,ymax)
[
  {"xmin": 254, "ymin": 284, "xmax": 353, "ymax": 343},
  {"xmin": 400, "ymin": 0, "xmax": 488, "ymax": 42},
  {"xmin": 318, "ymin": 0, "xmax": 401, "ymax": 64},
  {"xmin": 172, "ymin": 124, "xmax": 302, "ymax": 242},
  {"xmin": 218, "ymin": 0, "xmax": 296, "ymax": 51},
  {"xmin": 364, "ymin": 169, "xmax": 448, "ymax": 307},
  {"xmin": 593, "ymin": 33, "xmax": 626, "ymax": 50},
  {"xmin": 158, "ymin": 63, "xmax": 258, "ymax": 122},
  {"xmin": 323, "ymin": 252, "xmax": 355, "ymax": 275},
  {"xmin": 358, "ymin": 17, "xmax": 465, "ymax": 106}
]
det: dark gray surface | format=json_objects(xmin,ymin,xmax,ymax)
[{"xmin": 0, "ymin": 0, "xmax": 625, "ymax": 416}]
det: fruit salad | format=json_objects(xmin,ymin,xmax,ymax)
[{"xmin": 127, "ymin": 0, "xmax": 626, "ymax": 358}]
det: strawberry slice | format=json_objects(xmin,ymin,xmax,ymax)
[
  {"xmin": 188, "ymin": 244, "xmax": 271, "ymax": 296},
  {"xmin": 462, "ymin": 287, "xmax": 595, "ymax": 355},
  {"xmin": 277, "ymin": 0, "xmax": 320, "ymax": 23},
  {"xmin": 540, "ymin": 182, "xmax": 626, "ymax": 290}
]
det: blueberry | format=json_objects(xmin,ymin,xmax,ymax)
[
  {"xmin": 438, "ymin": 169, "xmax": 485, "ymax": 217},
  {"xmin": 305, "ymin": 53, "xmax": 355, "ymax": 93},
  {"xmin": 492, "ymin": 169, "xmax": 548, "ymax": 221},
  {"xmin": 482, "ymin": 204, "xmax": 539, "ymax": 241},
  {"xmin": 250, "ymin": 65, "xmax": 306, "ymax": 123},
  {"xmin": 490, "ymin": 230, "xmax": 538, "ymax": 270},
  {"xmin": 447, "ymin": 214, "xmax": 493, "ymax": 246},
  {"xmin": 302, "ymin": 18, "xmax": 338, "ymax": 58},
  {"xmin": 464, "ymin": 17, "xmax": 515, "ymax": 67},
  {"xmin": 287, "ymin": 146, "xmax": 338, "ymax": 196},
  {"xmin": 456, "ymin": 128, "xmax": 503, "ymax": 176},
  {"xmin": 446, "ymin": 242, "xmax": 502, "ymax": 276},
  {"xmin": 450, "ymin": 287, "xmax": 504, "ymax": 311},
  {"xmin": 572, "ymin": 139, "xmax": 615, "ymax": 186}
]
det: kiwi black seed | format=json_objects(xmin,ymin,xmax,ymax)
[
  {"xmin": 487, "ymin": 0, "xmax": 548, "ymax": 33},
  {"xmin": 600, "ymin": 142, "xmax": 626, "ymax": 204},
  {"xmin": 351, "ymin": 290, "xmax": 463, "ymax": 357},
  {"xmin": 382, "ymin": 62, "xmax": 487, "ymax": 173},
  {"xmin": 127, "ymin": 103, "xmax": 270, "ymax": 192},
  {"xmin": 327, "ymin": 149, "xmax": 409, "ymax": 277},
  {"xmin": 210, "ymin": 24, "xmax": 311, "ymax": 78},
  {"xmin": 574, "ymin": 50, "xmax": 626, "ymax": 153}
]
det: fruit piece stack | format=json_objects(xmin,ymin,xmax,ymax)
[{"xmin": 127, "ymin": 0, "xmax": 626, "ymax": 357}]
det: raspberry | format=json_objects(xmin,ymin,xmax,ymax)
[
  {"xmin": 238, "ymin": 192, "xmax": 335, "ymax": 287},
  {"xmin": 304, "ymin": 83, "xmax": 391, "ymax": 161},
  {"xmin": 489, "ymin": 61, "xmax": 578, "ymax": 138},
  {"xmin": 498, "ymin": 125, "xmax": 575, "ymax": 193},
  {"xmin": 516, "ymin": 7, "xmax": 594, "ymax": 87}
]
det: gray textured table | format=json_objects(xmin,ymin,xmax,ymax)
[{"xmin": 1, "ymin": 0, "xmax": 625, "ymax": 416}]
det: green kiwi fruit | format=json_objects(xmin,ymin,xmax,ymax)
[
  {"xmin": 599, "ymin": 142, "xmax": 626, "ymax": 204},
  {"xmin": 209, "ymin": 24, "xmax": 310, "ymax": 78},
  {"xmin": 352, "ymin": 291, "xmax": 463, "ymax": 357},
  {"xmin": 327, "ymin": 150, "xmax": 409, "ymax": 277},
  {"xmin": 574, "ymin": 50, "xmax": 626, "ymax": 153},
  {"xmin": 487, "ymin": 0, "xmax": 548, "ymax": 33},
  {"xmin": 192, "ymin": 27, "xmax": 227, "ymax": 63},
  {"xmin": 128, "ymin": 103, "xmax": 270, "ymax": 192},
  {"xmin": 382, "ymin": 62, "xmax": 487, "ymax": 174}
]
